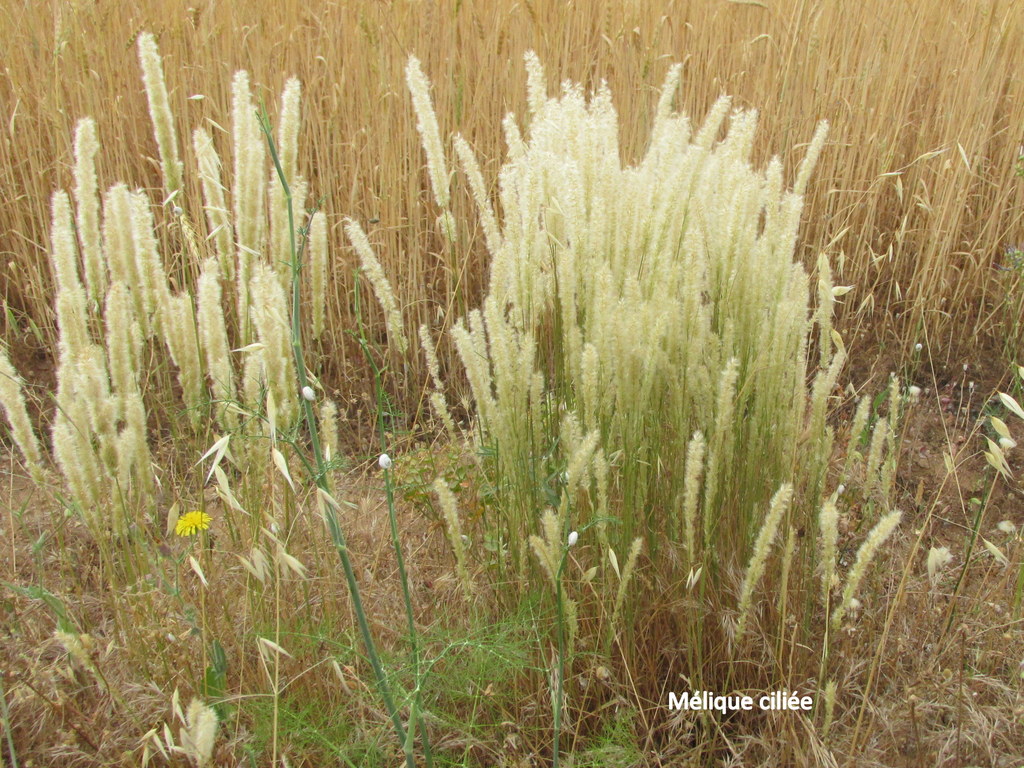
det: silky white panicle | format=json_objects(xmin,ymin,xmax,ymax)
[
  {"xmin": 0, "ymin": 344, "xmax": 44, "ymax": 477},
  {"xmin": 231, "ymin": 69, "xmax": 266, "ymax": 337},
  {"xmin": 72, "ymin": 118, "xmax": 106, "ymax": 304},
  {"xmin": 181, "ymin": 698, "xmax": 218, "ymax": 768},
  {"xmin": 319, "ymin": 399, "xmax": 339, "ymax": 466},
  {"xmin": 433, "ymin": 478, "xmax": 474, "ymax": 598},
  {"xmin": 192, "ymin": 127, "xmax": 234, "ymax": 278},
  {"xmin": 405, "ymin": 56, "xmax": 450, "ymax": 209},
  {"xmin": 344, "ymin": 218, "xmax": 408, "ymax": 355},
  {"xmin": 137, "ymin": 33, "xmax": 182, "ymax": 196},
  {"xmin": 927, "ymin": 545, "xmax": 952, "ymax": 586},
  {"xmin": 51, "ymin": 191, "xmax": 90, "ymax": 357},
  {"xmin": 309, "ymin": 209, "xmax": 328, "ymax": 340},
  {"xmin": 248, "ymin": 263, "xmax": 298, "ymax": 427},
  {"xmin": 196, "ymin": 259, "xmax": 238, "ymax": 431},
  {"xmin": 736, "ymin": 484, "xmax": 793, "ymax": 638},
  {"xmin": 832, "ymin": 510, "xmax": 903, "ymax": 630}
]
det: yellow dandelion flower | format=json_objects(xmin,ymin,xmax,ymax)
[{"xmin": 175, "ymin": 510, "xmax": 212, "ymax": 537}]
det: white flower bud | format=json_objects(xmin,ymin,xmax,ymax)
[
  {"xmin": 567, "ymin": 531, "xmax": 579, "ymax": 547},
  {"xmin": 302, "ymin": 385, "xmax": 316, "ymax": 402},
  {"xmin": 378, "ymin": 453, "xmax": 392, "ymax": 470}
]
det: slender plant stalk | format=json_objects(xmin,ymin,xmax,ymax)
[
  {"xmin": 0, "ymin": 671, "xmax": 18, "ymax": 768},
  {"xmin": 352, "ymin": 285, "xmax": 434, "ymax": 767},
  {"xmin": 256, "ymin": 107, "xmax": 415, "ymax": 768},
  {"xmin": 553, "ymin": 555, "xmax": 568, "ymax": 768}
]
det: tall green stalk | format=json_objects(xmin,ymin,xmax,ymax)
[
  {"xmin": 256, "ymin": 107, "xmax": 415, "ymax": 768},
  {"xmin": 352, "ymin": 280, "xmax": 434, "ymax": 767}
]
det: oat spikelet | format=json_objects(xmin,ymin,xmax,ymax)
[{"xmin": 137, "ymin": 32, "xmax": 182, "ymax": 197}]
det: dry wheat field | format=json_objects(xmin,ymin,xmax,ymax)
[{"xmin": 2, "ymin": 1, "xmax": 1024, "ymax": 766}]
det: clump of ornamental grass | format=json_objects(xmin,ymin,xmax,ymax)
[
  {"xmin": 11, "ymin": 32, "xmax": 330, "ymax": 533},
  {"xmin": 378, "ymin": 52, "xmax": 908, "ymax": 730}
]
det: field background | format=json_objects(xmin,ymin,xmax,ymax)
[{"xmin": 2, "ymin": 0, "xmax": 1024, "ymax": 766}]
